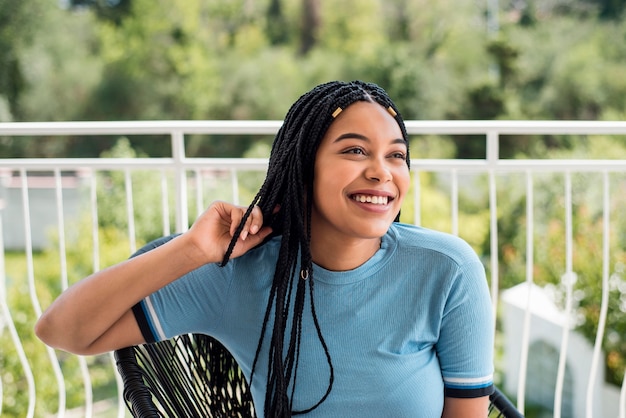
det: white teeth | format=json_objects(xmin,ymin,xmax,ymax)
[{"xmin": 353, "ymin": 194, "xmax": 388, "ymax": 205}]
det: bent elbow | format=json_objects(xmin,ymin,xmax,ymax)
[
  {"xmin": 34, "ymin": 313, "xmax": 54, "ymax": 346},
  {"xmin": 34, "ymin": 312, "xmax": 69, "ymax": 350},
  {"xmin": 34, "ymin": 311, "xmax": 87, "ymax": 354}
]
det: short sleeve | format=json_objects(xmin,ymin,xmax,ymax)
[
  {"xmin": 437, "ymin": 260, "xmax": 495, "ymax": 398},
  {"xmin": 129, "ymin": 235, "xmax": 234, "ymax": 343}
]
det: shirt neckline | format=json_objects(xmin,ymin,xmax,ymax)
[{"xmin": 310, "ymin": 224, "xmax": 398, "ymax": 285}]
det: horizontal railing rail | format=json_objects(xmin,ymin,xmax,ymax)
[{"xmin": 1, "ymin": 120, "xmax": 626, "ymax": 418}]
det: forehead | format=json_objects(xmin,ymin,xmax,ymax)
[{"xmin": 322, "ymin": 101, "xmax": 404, "ymax": 142}]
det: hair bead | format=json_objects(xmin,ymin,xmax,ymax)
[{"xmin": 332, "ymin": 107, "xmax": 343, "ymax": 118}]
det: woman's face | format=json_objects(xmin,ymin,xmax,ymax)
[{"xmin": 311, "ymin": 101, "xmax": 410, "ymax": 243}]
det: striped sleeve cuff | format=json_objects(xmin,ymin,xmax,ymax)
[
  {"xmin": 443, "ymin": 375, "xmax": 495, "ymax": 398},
  {"xmin": 131, "ymin": 301, "xmax": 158, "ymax": 343}
]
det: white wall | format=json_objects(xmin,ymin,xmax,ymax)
[
  {"xmin": 501, "ymin": 282, "xmax": 618, "ymax": 417},
  {"xmin": 1, "ymin": 173, "xmax": 86, "ymax": 250}
]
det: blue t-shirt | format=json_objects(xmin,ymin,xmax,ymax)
[{"xmin": 133, "ymin": 223, "xmax": 494, "ymax": 417}]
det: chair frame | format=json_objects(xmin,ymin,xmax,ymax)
[{"xmin": 115, "ymin": 333, "xmax": 255, "ymax": 417}]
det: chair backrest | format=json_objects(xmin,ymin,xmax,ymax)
[{"xmin": 115, "ymin": 333, "xmax": 256, "ymax": 417}]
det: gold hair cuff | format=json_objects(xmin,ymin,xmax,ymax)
[
  {"xmin": 387, "ymin": 106, "xmax": 397, "ymax": 117},
  {"xmin": 332, "ymin": 107, "xmax": 343, "ymax": 118}
]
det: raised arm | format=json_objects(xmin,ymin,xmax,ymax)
[{"xmin": 34, "ymin": 202, "xmax": 272, "ymax": 355}]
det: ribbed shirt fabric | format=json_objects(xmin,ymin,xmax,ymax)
[{"xmin": 133, "ymin": 223, "xmax": 494, "ymax": 417}]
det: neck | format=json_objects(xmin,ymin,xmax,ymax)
[{"xmin": 310, "ymin": 235, "xmax": 381, "ymax": 271}]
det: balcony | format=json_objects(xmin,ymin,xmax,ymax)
[{"xmin": 1, "ymin": 120, "xmax": 626, "ymax": 417}]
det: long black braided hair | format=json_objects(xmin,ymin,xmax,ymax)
[{"xmin": 221, "ymin": 80, "xmax": 410, "ymax": 417}]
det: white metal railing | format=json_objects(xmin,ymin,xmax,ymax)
[{"xmin": 1, "ymin": 120, "xmax": 626, "ymax": 417}]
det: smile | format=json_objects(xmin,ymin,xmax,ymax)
[{"xmin": 351, "ymin": 194, "xmax": 390, "ymax": 205}]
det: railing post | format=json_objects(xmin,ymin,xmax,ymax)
[
  {"xmin": 517, "ymin": 169, "xmax": 534, "ymax": 415},
  {"xmin": 586, "ymin": 170, "xmax": 611, "ymax": 418},
  {"xmin": 171, "ymin": 130, "xmax": 189, "ymax": 233},
  {"xmin": 487, "ymin": 130, "xmax": 499, "ymax": 329},
  {"xmin": 489, "ymin": 170, "xmax": 498, "ymax": 326},
  {"xmin": 555, "ymin": 171, "xmax": 574, "ymax": 418},
  {"xmin": 486, "ymin": 130, "xmax": 499, "ymax": 167}
]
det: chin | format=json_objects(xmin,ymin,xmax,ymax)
[{"xmin": 357, "ymin": 222, "xmax": 394, "ymax": 238}]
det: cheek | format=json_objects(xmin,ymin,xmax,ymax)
[
  {"xmin": 395, "ymin": 167, "xmax": 411, "ymax": 197},
  {"xmin": 314, "ymin": 169, "xmax": 345, "ymax": 199},
  {"xmin": 314, "ymin": 161, "xmax": 352, "ymax": 191}
]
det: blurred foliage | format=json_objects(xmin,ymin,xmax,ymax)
[
  {"xmin": 2, "ymin": 0, "xmax": 626, "ymax": 413},
  {"xmin": 2, "ymin": 0, "xmax": 626, "ymax": 158},
  {"xmin": 96, "ymin": 137, "xmax": 175, "ymax": 242},
  {"xmin": 69, "ymin": 0, "xmax": 132, "ymax": 25}
]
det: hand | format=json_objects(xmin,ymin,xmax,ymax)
[{"xmin": 187, "ymin": 201, "xmax": 274, "ymax": 263}]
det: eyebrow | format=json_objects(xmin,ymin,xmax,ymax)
[{"xmin": 333, "ymin": 133, "xmax": 406, "ymax": 145}]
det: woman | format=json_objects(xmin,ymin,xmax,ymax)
[{"xmin": 36, "ymin": 80, "xmax": 494, "ymax": 417}]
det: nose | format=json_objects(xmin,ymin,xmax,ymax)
[{"xmin": 365, "ymin": 158, "xmax": 392, "ymax": 183}]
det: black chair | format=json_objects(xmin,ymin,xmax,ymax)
[
  {"xmin": 115, "ymin": 236, "xmax": 523, "ymax": 417},
  {"xmin": 115, "ymin": 234, "xmax": 256, "ymax": 417},
  {"xmin": 115, "ymin": 333, "xmax": 255, "ymax": 417},
  {"xmin": 488, "ymin": 386, "xmax": 524, "ymax": 418}
]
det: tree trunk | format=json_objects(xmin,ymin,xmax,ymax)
[
  {"xmin": 266, "ymin": 0, "xmax": 288, "ymax": 45},
  {"xmin": 299, "ymin": 0, "xmax": 320, "ymax": 55}
]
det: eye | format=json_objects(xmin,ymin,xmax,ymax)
[
  {"xmin": 343, "ymin": 147, "xmax": 366, "ymax": 155},
  {"xmin": 389, "ymin": 151, "xmax": 407, "ymax": 160}
]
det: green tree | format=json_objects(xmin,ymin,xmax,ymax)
[
  {"xmin": 0, "ymin": 0, "xmax": 103, "ymax": 123},
  {"xmin": 299, "ymin": 0, "xmax": 321, "ymax": 55},
  {"xmin": 588, "ymin": 0, "xmax": 626, "ymax": 18},
  {"xmin": 69, "ymin": 0, "xmax": 132, "ymax": 25},
  {"xmin": 266, "ymin": 0, "xmax": 290, "ymax": 45},
  {"xmin": 90, "ymin": 0, "xmax": 223, "ymax": 121},
  {"xmin": 0, "ymin": 0, "xmax": 50, "ymax": 120}
]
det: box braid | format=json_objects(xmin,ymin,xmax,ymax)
[{"xmin": 220, "ymin": 80, "xmax": 410, "ymax": 417}]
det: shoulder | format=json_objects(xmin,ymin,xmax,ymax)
[
  {"xmin": 241, "ymin": 235, "xmax": 281, "ymax": 261},
  {"xmin": 388, "ymin": 223, "xmax": 481, "ymax": 267},
  {"xmin": 226, "ymin": 235, "xmax": 281, "ymax": 275}
]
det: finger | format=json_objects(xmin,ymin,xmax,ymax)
[
  {"xmin": 229, "ymin": 206, "xmax": 245, "ymax": 237},
  {"xmin": 248, "ymin": 205, "xmax": 264, "ymax": 234},
  {"xmin": 240, "ymin": 205, "xmax": 263, "ymax": 239},
  {"xmin": 229, "ymin": 225, "xmax": 273, "ymax": 259},
  {"xmin": 248, "ymin": 225, "xmax": 273, "ymax": 245}
]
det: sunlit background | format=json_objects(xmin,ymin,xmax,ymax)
[{"xmin": 1, "ymin": 1, "xmax": 626, "ymax": 416}]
